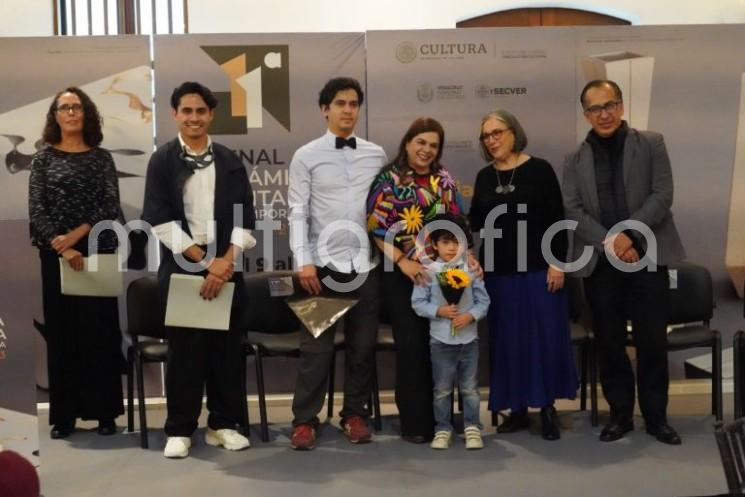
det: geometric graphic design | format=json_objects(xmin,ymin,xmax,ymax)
[
  {"xmin": 201, "ymin": 45, "xmax": 290, "ymax": 133},
  {"xmin": 726, "ymin": 72, "xmax": 745, "ymax": 299},
  {"xmin": 582, "ymin": 51, "xmax": 654, "ymax": 131}
]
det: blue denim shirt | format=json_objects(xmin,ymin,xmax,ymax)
[{"xmin": 411, "ymin": 260, "xmax": 490, "ymax": 345}]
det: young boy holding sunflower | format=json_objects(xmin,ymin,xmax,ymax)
[{"xmin": 411, "ymin": 214, "xmax": 490, "ymax": 450}]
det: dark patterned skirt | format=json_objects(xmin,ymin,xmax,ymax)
[
  {"xmin": 485, "ymin": 270, "xmax": 578, "ymax": 412},
  {"xmin": 39, "ymin": 249, "xmax": 125, "ymax": 425}
]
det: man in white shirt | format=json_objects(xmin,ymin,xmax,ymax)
[
  {"xmin": 142, "ymin": 82, "xmax": 256, "ymax": 458},
  {"xmin": 288, "ymin": 77, "xmax": 387, "ymax": 450}
]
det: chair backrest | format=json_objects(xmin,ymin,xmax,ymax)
[
  {"xmin": 668, "ymin": 261, "xmax": 714, "ymax": 325},
  {"xmin": 126, "ymin": 276, "xmax": 167, "ymax": 340},
  {"xmin": 715, "ymin": 418, "xmax": 745, "ymax": 495},
  {"xmin": 242, "ymin": 271, "xmax": 301, "ymax": 333}
]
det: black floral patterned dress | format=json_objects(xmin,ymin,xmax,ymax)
[{"xmin": 29, "ymin": 146, "xmax": 125, "ymax": 426}]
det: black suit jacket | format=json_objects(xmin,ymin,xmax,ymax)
[{"xmin": 142, "ymin": 138, "xmax": 255, "ymax": 309}]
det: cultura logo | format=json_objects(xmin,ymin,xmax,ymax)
[
  {"xmin": 0, "ymin": 317, "xmax": 6, "ymax": 360},
  {"xmin": 201, "ymin": 45, "xmax": 291, "ymax": 134},
  {"xmin": 396, "ymin": 42, "xmax": 418, "ymax": 63}
]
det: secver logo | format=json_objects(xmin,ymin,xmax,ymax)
[{"xmin": 201, "ymin": 45, "xmax": 291, "ymax": 134}]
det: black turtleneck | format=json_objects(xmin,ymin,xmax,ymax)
[{"xmin": 585, "ymin": 121, "xmax": 630, "ymax": 230}]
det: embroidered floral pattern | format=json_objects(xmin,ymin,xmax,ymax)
[{"xmin": 366, "ymin": 165, "xmax": 464, "ymax": 259}]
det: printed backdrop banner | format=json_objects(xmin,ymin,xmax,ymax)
[
  {"xmin": 0, "ymin": 36, "xmax": 151, "ymax": 460},
  {"xmin": 153, "ymin": 33, "xmax": 367, "ymax": 274},
  {"xmin": 367, "ymin": 25, "xmax": 745, "ymax": 378}
]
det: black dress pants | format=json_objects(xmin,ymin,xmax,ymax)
[
  {"xmin": 40, "ymin": 250, "xmax": 125, "ymax": 425},
  {"xmin": 291, "ymin": 266, "xmax": 379, "ymax": 426},
  {"xmin": 164, "ymin": 283, "xmax": 247, "ymax": 437},
  {"xmin": 382, "ymin": 267, "xmax": 435, "ymax": 440},
  {"xmin": 584, "ymin": 257, "xmax": 670, "ymax": 426}
]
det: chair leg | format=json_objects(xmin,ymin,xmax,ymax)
[
  {"xmin": 713, "ymin": 332, "xmax": 723, "ymax": 421},
  {"xmin": 579, "ymin": 341, "xmax": 588, "ymax": 411},
  {"xmin": 327, "ymin": 349, "xmax": 336, "ymax": 419},
  {"xmin": 135, "ymin": 353, "xmax": 148, "ymax": 449},
  {"xmin": 590, "ymin": 340, "xmax": 599, "ymax": 427},
  {"xmin": 372, "ymin": 357, "xmax": 382, "ymax": 431},
  {"xmin": 126, "ymin": 347, "xmax": 134, "ymax": 433},
  {"xmin": 240, "ymin": 351, "xmax": 251, "ymax": 438},
  {"xmin": 735, "ymin": 331, "xmax": 744, "ymax": 419},
  {"xmin": 254, "ymin": 348, "xmax": 269, "ymax": 443}
]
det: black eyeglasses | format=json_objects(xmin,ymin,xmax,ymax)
[
  {"xmin": 584, "ymin": 100, "xmax": 621, "ymax": 116},
  {"xmin": 56, "ymin": 103, "xmax": 84, "ymax": 114},
  {"xmin": 480, "ymin": 128, "xmax": 511, "ymax": 142}
]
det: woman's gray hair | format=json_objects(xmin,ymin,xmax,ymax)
[{"xmin": 478, "ymin": 109, "xmax": 528, "ymax": 161}]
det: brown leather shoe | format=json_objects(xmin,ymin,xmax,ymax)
[
  {"xmin": 341, "ymin": 415, "xmax": 372, "ymax": 444},
  {"xmin": 290, "ymin": 424, "xmax": 316, "ymax": 450}
]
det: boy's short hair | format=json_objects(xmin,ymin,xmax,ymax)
[{"xmin": 428, "ymin": 213, "xmax": 471, "ymax": 245}]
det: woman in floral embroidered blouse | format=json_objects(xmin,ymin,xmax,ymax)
[{"xmin": 367, "ymin": 117, "xmax": 478, "ymax": 443}]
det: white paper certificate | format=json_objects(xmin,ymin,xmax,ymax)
[
  {"xmin": 164, "ymin": 274, "xmax": 235, "ymax": 331},
  {"xmin": 59, "ymin": 254, "xmax": 123, "ymax": 297}
]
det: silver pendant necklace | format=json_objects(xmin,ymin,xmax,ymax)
[{"xmin": 494, "ymin": 158, "xmax": 518, "ymax": 194}]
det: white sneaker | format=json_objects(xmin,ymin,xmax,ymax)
[
  {"xmin": 430, "ymin": 430, "xmax": 452, "ymax": 450},
  {"xmin": 164, "ymin": 437, "xmax": 191, "ymax": 458},
  {"xmin": 464, "ymin": 426, "xmax": 484, "ymax": 450},
  {"xmin": 205, "ymin": 428, "xmax": 250, "ymax": 451}
]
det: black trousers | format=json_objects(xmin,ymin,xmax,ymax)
[
  {"xmin": 164, "ymin": 288, "xmax": 247, "ymax": 437},
  {"xmin": 292, "ymin": 266, "xmax": 379, "ymax": 426},
  {"xmin": 382, "ymin": 268, "xmax": 435, "ymax": 440},
  {"xmin": 584, "ymin": 257, "xmax": 670, "ymax": 426},
  {"xmin": 40, "ymin": 249, "xmax": 125, "ymax": 425}
]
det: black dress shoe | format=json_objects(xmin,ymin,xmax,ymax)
[
  {"xmin": 401, "ymin": 434, "xmax": 429, "ymax": 444},
  {"xmin": 540, "ymin": 406, "xmax": 560, "ymax": 441},
  {"xmin": 497, "ymin": 410, "xmax": 530, "ymax": 434},
  {"xmin": 97, "ymin": 419, "xmax": 117, "ymax": 436},
  {"xmin": 646, "ymin": 423, "xmax": 681, "ymax": 445},
  {"xmin": 599, "ymin": 419, "xmax": 634, "ymax": 442},
  {"xmin": 50, "ymin": 420, "xmax": 75, "ymax": 439}
]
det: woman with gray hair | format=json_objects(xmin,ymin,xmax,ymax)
[{"xmin": 468, "ymin": 109, "xmax": 577, "ymax": 440}]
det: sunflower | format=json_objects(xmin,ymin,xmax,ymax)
[
  {"xmin": 444, "ymin": 268, "xmax": 470, "ymax": 289},
  {"xmin": 399, "ymin": 204, "xmax": 424, "ymax": 234}
]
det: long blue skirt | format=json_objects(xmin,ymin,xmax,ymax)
[{"xmin": 486, "ymin": 270, "xmax": 578, "ymax": 411}]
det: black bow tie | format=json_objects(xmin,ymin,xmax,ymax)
[{"xmin": 335, "ymin": 136, "xmax": 357, "ymax": 150}]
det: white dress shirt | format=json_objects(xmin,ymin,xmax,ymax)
[
  {"xmin": 288, "ymin": 130, "xmax": 387, "ymax": 273},
  {"xmin": 151, "ymin": 134, "xmax": 256, "ymax": 254}
]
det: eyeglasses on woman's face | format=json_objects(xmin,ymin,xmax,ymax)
[
  {"xmin": 56, "ymin": 103, "xmax": 84, "ymax": 114},
  {"xmin": 480, "ymin": 127, "xmax": 511, "ymax": 142}
]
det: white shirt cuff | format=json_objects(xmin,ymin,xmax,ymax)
[
  {"xmin": 230, "ymin": 227, "xmax": 257, "ymax": 251},
  {"xmin": 292, "ymin": 249, "xmax": 314, "ymax": 269},
  {"xmin": 151, "ymin": 221, "xmax": 196, "ymax": 254}
]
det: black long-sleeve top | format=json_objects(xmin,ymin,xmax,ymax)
[
  {"xmin": 28, "ymin": 146, "xmax": 121, "ymax": 252},
  {"xmin": 468, "ymin": 157, "xmax": 568, "ymax": 274}
]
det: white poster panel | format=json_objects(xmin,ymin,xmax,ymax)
[{"xmin": 0, "ymin": 36, "xmax": 151, "ymax": 461}]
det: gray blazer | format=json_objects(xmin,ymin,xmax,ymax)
[{"xmin": 562, "ymin": 127, "xmax": 686, "ymax": 278}]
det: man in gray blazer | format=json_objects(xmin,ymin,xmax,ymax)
[{"xmin": 562, "ymin": 79, "xmax": 686, "ymax": 445}]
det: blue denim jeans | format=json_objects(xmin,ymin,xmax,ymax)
[{"xmin": 430, "ymin": 339, "xmax": 481, "ymax": 432}]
